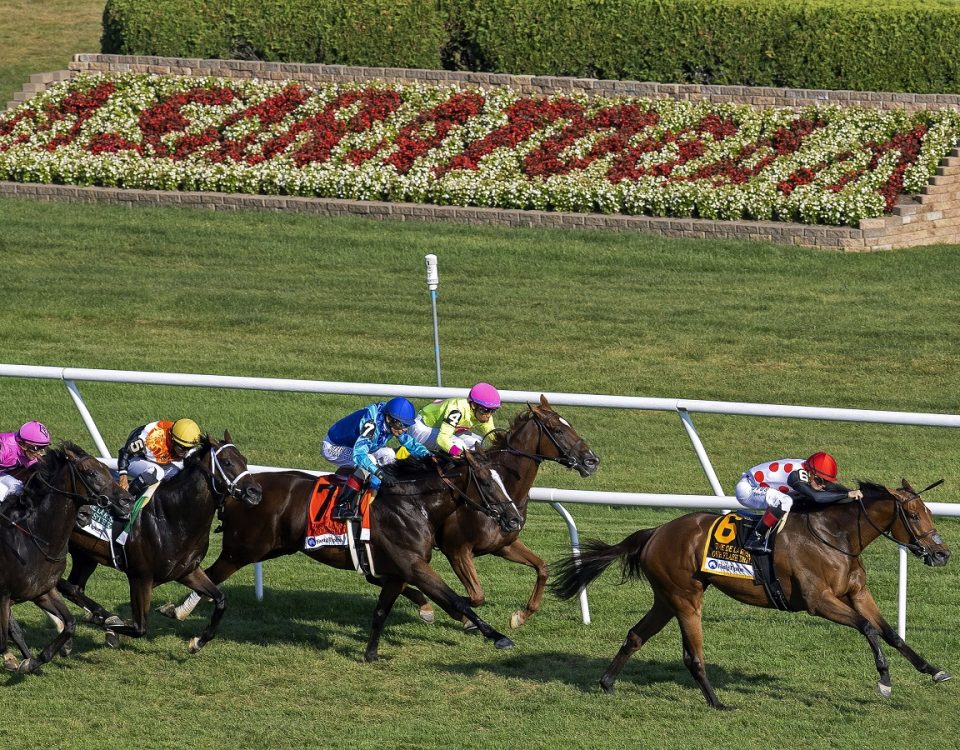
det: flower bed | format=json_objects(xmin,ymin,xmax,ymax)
[{"xmin": 2, "ymin": 73, "xmax": 959, "ymax": 226}]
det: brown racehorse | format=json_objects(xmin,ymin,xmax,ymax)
[
  {"xmin": 165, "ymin": 448, "xmax": 523, "ymax": 661},
  {"xmin": 438, "ymin": 395, "xmax": 599, "ymax": 629},
  {"xmin": 551, "ymin": 480, "xmax": 952, "ymax": 709},
  {"xmin": 1, "ymin": 443, "xmax": 132, "ymax": 673},
  {"xmin": 57, "ymin": 433, "xmax": 263, "ymax": 653}
]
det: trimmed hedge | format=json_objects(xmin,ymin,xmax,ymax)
[{"xmin": 102, "ymin": 0, "xmax": 960, "ymax": 93}]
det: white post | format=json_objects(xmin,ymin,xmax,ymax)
[
  {"xmin": 898, "ymin": 545, "xmax": 908, "ymax": 638},
  {"xmin": 425, "ymin": 254, "xmax": 442, "ymax": 387}
]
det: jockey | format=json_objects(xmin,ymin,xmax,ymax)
[
  {"xmin": 735, "ymin": 451, "xmax": 863, "ymax": 553},
  {"xmin": 117, "ymin": 418, "xmax": 203, "ymax": 498},
  {"xmin": 321, "ymin": 397, "xmax": 431, "ymax": 519},
  {"xmin": 0, "ymin": 421, "xmax": 51, "ymax": 504},
  {"xmin": 410, "ymin": 382, "xmax": 501, "ymax": 458}
]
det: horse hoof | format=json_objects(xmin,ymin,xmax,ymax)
[
  {"xmin": 463, "ymin": 621, "xmax": 479, "ymax": 633},
  {"xmin": 157, "ymin": 603, "xmax": 178, "ymax": 619},
  {"xmin": 104, "ymin": 615, "xmax": 124, "ymax": 628},
  {"xmin": 494, "ymin": 636, "xmax": 514, "ymax": 650},
  {"xmin": 3, "ymin": 653, "xmax": 20, "ymax": 672},
  {"xmin": 188, "ymin": 637, "xmax": 202, "ymax": 654},
  {"xmin": 933, "ymin": 670, "xmax": 953, "ymax": 683},
  {"xmin": 105, "ymin": 632, "xmax": 121, "ymax": 649},
  {"xmin": 418, "ymin": 605, "xmax": 435, "ymax": 624},
  {"xmin": 876, "ymin": 681, "xmax": 892, "ymax": 698},
  {"xmin": 18, "ymin": 658, "xmax": 39, "ymax": 674},
  {"xmin": 364, "ymin": 652, "xmax": 379, "ymax": 663},
  {"xmin": 599, "ymin": 677, "xmax": 615, "ymax": 694},
  {"xmin": 510, "ymin": 610, "xmax": 527, "ymax": 629},
  {"xmin": 60, "ymin": 638, "xmax": 74, "ymax": 658}
]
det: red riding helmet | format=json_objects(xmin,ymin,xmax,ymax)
[{"xmin": 804, "ymin": 452, "xmax": 838, "ymax": 482}]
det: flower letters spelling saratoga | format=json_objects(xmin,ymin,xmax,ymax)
[{"xmin": 2, "ymin": 73, "xmax": 958, "ymax": 226}]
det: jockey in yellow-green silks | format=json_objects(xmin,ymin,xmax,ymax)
[{"xmin": 409, "ymin": 383, "xmax": 501, "ymax": 458}]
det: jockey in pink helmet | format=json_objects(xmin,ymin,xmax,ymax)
[
  {"xmin": 410, "ymin": 382, "xmax": 502, "ymax": 457},
  {"xmin": 0, "ymin": 421, "xmax": 52, "ymax": 504}
]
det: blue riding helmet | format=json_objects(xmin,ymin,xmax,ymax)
[{"xmin": 384, "ymin": 397, "xmax": 417, "ymax": 426}]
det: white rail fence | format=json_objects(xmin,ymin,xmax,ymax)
[{"xmin": 2, "ymin": 363, "xmax": 958, "ymax": 636}]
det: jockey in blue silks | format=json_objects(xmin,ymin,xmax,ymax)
[{"xmin": 321, "ymin": 397, "xmax": 430, "ymax": 520}]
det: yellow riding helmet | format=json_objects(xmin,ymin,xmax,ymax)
[{"xmin": 171, "ymin": 418, "xmax": 202, "ymax": 448}]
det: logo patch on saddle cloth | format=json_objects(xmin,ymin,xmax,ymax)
[
  {"xmin": 304, "ymin": 477, "xmax": 373, "ymax": 549},
  {"xmin": 76, "ymin": 487, "xmax": 154, "ymax": 570},
  {"xmin": 701, "ymin": 513, "xmax": 755, "ymax": 579}
]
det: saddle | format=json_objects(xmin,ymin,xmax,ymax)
[
  {"xmin": 74, "ymin": 483, "xmax": 156, "ymax": 571},
  {"xmin": 701, "ymin": 513, "xmax": 790, "ymax": 610},
  {"xmin": 304, "ymin": 476, "xmax": 376, "ymax": 576}
]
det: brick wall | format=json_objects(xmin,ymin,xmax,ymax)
[{"xmin": 2, "ymin": 54, "xmax": 959, "ymax": 251}]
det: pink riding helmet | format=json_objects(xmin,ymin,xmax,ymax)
[
  {"xmin": 17, "ymin": 421, "xmax": 51, "ymax": 446},
  {"xmin": 468, "ymin": 382, "xmax": 501, "ymax": 410}
]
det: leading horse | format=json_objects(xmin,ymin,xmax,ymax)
[
  {"xmin": 167, "ymin": 448, "xmax": 524, "ymax": 661},
  {"xmin": 551, "ymin": 480, "xmax": 952, "ymax": 708},
  {"xmin": 1, "ymin": 442, "xmax": 132, "ymax": 673},
  {"xmin": 438, "ymin": 395, "xmax": 599, "ymax": 628},
  {"xmin": 57, "ymin": 432, "xmax": 262, "ymax": 653}
]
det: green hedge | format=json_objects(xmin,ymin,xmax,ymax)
[
  {"xmin": 102, "ymin": 0, "xmax": 447, "ymax": 69},
  {"xmin": 102, "ymin": 0, "xmax": 960, "ymax": 93}
]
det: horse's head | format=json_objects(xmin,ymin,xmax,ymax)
[
  {"xmin": 201, "ymin": 431, "xmax": 263, "ymax": 507},
  {"xmin": 860, "ymin": 479, "xmax": 951, "ymax": 567},
  {"xmin": 463, "ymin": 448, "xmax": 524, "ymax": 534},
  {"xmin": 49, "ymin": 442, "xmax": 133, "ymax": 519},
  {"xmin": 506, "ymin": 395, "xmax": 600, "ymax": 477}
]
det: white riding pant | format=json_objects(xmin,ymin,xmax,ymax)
[
  {"xmin": 126, "ymin": 459, "xmax": 181, "ymax": 486},
  {"xmin": 409, "ymin": 417, "xmax": 482, "ymax": 453},
  {"xmin": 734, "ymin": 477, "xmax": 794, "ymax": 513},
  {"xmin": 321, "ymin": 441, "xmax": 397, "ymax": 473},
  {"xmin": 0, "ymin": 474, "xmax": 24, "ymax": 503}
]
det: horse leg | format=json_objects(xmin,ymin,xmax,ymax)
[
  {"xmin": 494, "ymin": 540, "xmax": 548, "ymax": 629},
  {"xmin": 176, "ymin": 568, "xmax": 226, "ymax": 653},
  {"xmin": 105, "ymin": 577, "xmax": 154, "ymax": 644},
  {"xmin": 59, "ymin": 554, "xmax": 117, "ymax": 627},
  {"xmin": 8, "ymin": 614, "xmax": 32, "ymax": 661},
  {"xmin": 0, "ymin": 595, "xmax": 21, "ymax": 672},
  {"xmin": 21, "ymin": 591, "xmax": 75, "ymax": 673},
  {"xmin": 368, "ymin": 577, "xmax": 435, "ymax": 624},
  {"xmin": 364, "ymin": 577, "xmax": 406, "ymax": 662},
  {"xmin": 159, "ymin": 555, "xmax": 237, "ymax": 621},
  {"xmin": 397, "ymin": 557, "xmax": 514, "ymax": 653},
  {"xmin": 850, "ymin": 588, "xmax": 952, "ymax": 685},
  {"xmin": 599, "ymin": 598, "xmax": 673, "ymax": 695},
  {"xmin": 812, "ymin": 591, "xmax": 892, "ymax": 697}
]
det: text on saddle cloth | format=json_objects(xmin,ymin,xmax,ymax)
[
  {"xmin": 304, "ymin": 476, "xmax": 373, "ymax": 549},
  {"xmin": 701, "ymin": 513, "xmax": 757, "ymax": 579}
]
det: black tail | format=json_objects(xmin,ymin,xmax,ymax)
[{"xmin": 550, "ymin": 528, "xmax": 656, "ymax": 600}]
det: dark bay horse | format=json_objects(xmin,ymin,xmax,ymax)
[
  {"xmin": 57, "ymin": 433, "xmax": 262, "ymax": 653},
  {"xmin": 551, "ymin": 480, "xmax": 952, "ymax": 708},
  {"xmin": 166, "ymin": 448, "xmax": 524, "ymax": 661},
  {"xmin": 438, "ymin": 395, "xmax": 599, "ymax": 629},
  {"xmin": 1, "ymin": 442, "xmax": 132, "ymax": 673}
]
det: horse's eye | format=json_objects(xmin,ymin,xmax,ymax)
[{"xmin": 909, "ymin": 512, "xmax": 921, "ymax": 522}]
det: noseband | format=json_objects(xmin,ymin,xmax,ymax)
[
  {"xmin": 207, "ymin": 443, "xmax": 252, "ymax": 499},
  {"xmin": 505, "ymin": 408, "xmax": 589, "ymax": 471}
]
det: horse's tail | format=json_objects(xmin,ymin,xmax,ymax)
[{"xmin": 550, "ymin": 528, "xmax": 656, "ymax": 600}]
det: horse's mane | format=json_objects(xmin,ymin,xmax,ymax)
[
  {"xmin": 484, "ymin": 409, "xmax": 533, "ymax": 452},
  {"xmin": 181, "ymin": 434, "xmax": 214, "ymax": 467},
  {"xmin": 858, "ymin": 480, "xmax": 898, "ymax": 501},
  {"xmin": 382, "ymin": 455, "xmax": 444, "ymax": 482},
  {"xmin": 10, "ymin": 441, "xmax": 88, "ymax": 514}
]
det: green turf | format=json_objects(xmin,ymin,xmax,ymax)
[{"xmin": 1, "ymin": 196, "xmax": 958, "ymax": 749}]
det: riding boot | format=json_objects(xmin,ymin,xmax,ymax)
[
  {"xmin": 127, "ymin": 475, "xmax": 150, "ymax": 500},
  {"xmin": 743, "ymin": 523, "xmax": 771, "ymax": 553},
  {"xmin": 332, "ymin": 476, "xmax": 362, "ymax": 520}
]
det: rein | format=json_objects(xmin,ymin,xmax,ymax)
[{"xmin": 434, "ymin": 461, "xmax": 517, "ymax": 523}]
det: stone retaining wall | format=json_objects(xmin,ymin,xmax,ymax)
[{"xmin": 3, "ymin": 54, "xmax": 959, "ymax": 251}]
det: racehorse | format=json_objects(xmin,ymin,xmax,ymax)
[
  {"xmin": 164, "ymin": 395, "xmax": 599, "ymax": 631},
  {"xmin": 437, "ymin": 395, "xmax": 599, "ymax": 629},
  {"xmin": 165, "ymin": 448, "xmax": 524, "ymax": 661},
  {"xmin": 551, "ymin": 480, "xmax": 952, "ymax": 709},
  {"xmin": 57, "ymin": 433, "xmax": 262, "ymax": 653},
  {"xmin": 1, "ymin": 442, "xmax": 132, "ymax": 673}
]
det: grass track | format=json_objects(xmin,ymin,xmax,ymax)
[{"xmin": 1, "ymin": 196, "xmax": 959, "ymax": 750}]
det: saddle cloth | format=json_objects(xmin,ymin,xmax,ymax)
[
  {"xmin": 304, "ymin": 476, "xmax": 372, "ymax": 549},
  {"xmin": 75, "ymin": 482, "xmax": 158, "ymax": 569}
]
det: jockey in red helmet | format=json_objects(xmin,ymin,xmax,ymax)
[{"xmin": 735, "ymin": 451, "xmax": 863, "ymax": 553}]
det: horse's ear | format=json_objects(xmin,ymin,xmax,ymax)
[
  {"xmin": 224, "ymin": 429, "xmax": 232, "ymax": 443},
  {"xmin": 463, "ymin": 448, "xmax": 477, "ymax": 466},
  {"xmin": 902, "ymin": 478, "xmax": 916, "ymax": 494},
  {"xmin": 62, "ymin": 444, "xmax": 80, "ymax": 461},
  {"xmin": 540, "ymin": 394, "xmax": 551, "ymax": 409}
]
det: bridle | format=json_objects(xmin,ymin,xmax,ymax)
[
  {"xmin": 207, "ymin": 442, "xmax": 253, "ymax": 500},
  {"xmin": 806, "ymin": 484, "xmax": 942, "ymax": 558},
  {"xmin": 435, "ymin": 460, "xmax": 520, "ymax": 529},
  {"xmin": 1, "ymin": 454, "xmax": 120, "ymax": 563},
  {"xmin": 504, "ymin": 407, "xmax": 590, "ymax": 472}
]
